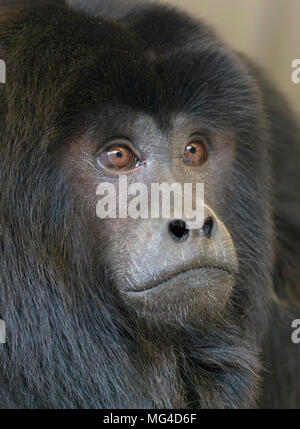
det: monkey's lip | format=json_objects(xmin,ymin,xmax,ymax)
[{"xmin": 124, "ymin": 266, "xmax": 235, "ymax": 295}]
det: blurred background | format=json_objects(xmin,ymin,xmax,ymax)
[{"xmin": 161, "ymin": 0, "xmax": 300, "ymax": 117}]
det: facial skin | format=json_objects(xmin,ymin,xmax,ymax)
[{"xmin": 67, "ymin": 112, "xmax": 238, "ymax": 323}]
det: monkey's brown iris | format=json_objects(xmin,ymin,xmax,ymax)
[
  {"xmin": 184, "ymin": 140, "xmax": 208, "ymax": 166},
  {"xmin": 98, "ymin": 146, "xmax": 139, "ymax": 171}
]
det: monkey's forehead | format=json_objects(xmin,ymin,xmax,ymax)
[{"xmin": 0, "ymin": 1, "xmax": 259, "ymax": 134}]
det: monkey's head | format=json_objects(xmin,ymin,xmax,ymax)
[{"xmin": 0, "ymin": 1, "xmax": 275, "ymax": 330}]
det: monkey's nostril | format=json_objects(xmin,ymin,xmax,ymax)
[
  {"xmin": 168, "ymin": 219, "xmax": 189, "ymax": 242},
  {"xmin": 202, "ymin": 217, "xmax": 214, "ymax": 238}
]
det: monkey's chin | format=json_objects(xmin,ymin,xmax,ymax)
[{"xmin": 121, "ymin": 268, "xmax": 235, "ymax": 323}]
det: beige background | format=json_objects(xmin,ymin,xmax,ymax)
[{"xmin": 161, "ymin": 0, "xmax": 300, "ymax": 117}]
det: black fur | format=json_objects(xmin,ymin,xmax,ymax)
[{"xmin": 0, "ymin": 0, "xmax": 299, "ymax": 408}]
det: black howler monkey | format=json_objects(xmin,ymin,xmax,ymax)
[{"xmin": 0, "ymin": 0, "xmax": 299, "ymax": 409}]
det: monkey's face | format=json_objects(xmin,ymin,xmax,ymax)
[
  {"xmin": 1, "ymin": 1, "xmax": 273, "ymax": 329},
  {"xmin": 43, "ymin": 7, "xmax": 270, "ymax": 326},
  {"xmin": 67, "ymin": 111, "xmax": 239, "ymax": 323}
]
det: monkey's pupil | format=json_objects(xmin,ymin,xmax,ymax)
[
  {"xmin": 116, "ymin": 151, "xmax": 123, "ymax": 158},
  {"xmin": 190, "ymin": 146, "xmax": 197, "ymax": 154}
]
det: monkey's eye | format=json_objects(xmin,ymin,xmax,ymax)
[
  {"xmin": 98, "ymin": 145, "xmax": 140, "ymax": 171},
  {"xmin": 183, "ymin": 138, "xmax": 208, "ymax": 166}
]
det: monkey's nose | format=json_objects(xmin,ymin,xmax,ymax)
[
  {"xmin": 201, "ymin": 217, "xmax": 214, "ymax": 238},
  {"xmin": 168, "ymin": 219, "xmax": 189, "ymax": 242},
  {"xmin": 168, "ymin": 217, "xmax": 214, "ymax": 242}
]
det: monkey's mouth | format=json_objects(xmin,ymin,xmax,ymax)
[
  {"xmin": 124, "ymin": 265, "xmax": 235, "ymax": 295},
  {"xmin": 122, "ymin": 266, "xmax": 235, "ymax": 320}
]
